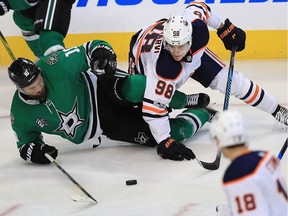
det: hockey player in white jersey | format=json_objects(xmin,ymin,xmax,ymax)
[
  {"xmin": 128, "ymin": 2, "xmax": 287, "ymax": 159},
  {"xmin": 210, "ymin": 111, "xmax": 287, "ymax": 216}
]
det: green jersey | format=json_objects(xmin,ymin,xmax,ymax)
[
  {"xmin": 10, "ymin": 40, "xmax": 112, "ymax": 148},
  {"xmin": 9, "ymin": 0, "xmax": 37, "ymax": 10}
]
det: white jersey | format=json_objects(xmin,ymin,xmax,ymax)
[
  {"xmin": 223, "ymin": 151, "xmax": 287, "ymax": 216},
  {"xmin": 128, "ymin": 2, "xmax": 222, "ymax": 143}
]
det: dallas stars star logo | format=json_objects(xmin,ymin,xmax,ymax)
[{"xmin": 55, "ymin": 100, "xmax": 83, "ymax": 138}]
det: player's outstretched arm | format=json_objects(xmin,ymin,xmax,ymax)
[{"xmin": 157, "ymin": 138, "xmax": 195, "ymax": 161}]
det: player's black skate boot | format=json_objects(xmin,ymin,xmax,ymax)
[
  {"xmin": 185, "ymin": 93, "xmax": 210, "ymax": 109},
  {"xmin": 272, "ymin": 105, "xmax": 288, "ymax": 127},
  {"xmin": 204, "ymin": 107, "xmax": 218, "ymax": 122}
]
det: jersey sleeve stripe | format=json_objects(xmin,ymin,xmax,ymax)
[
  {"xmin": 205, "ymin": 47, "xmax": 226, "ymax": 67},
  {"xmin": 82, "ymin": 72, "xmax": 98, "ymax": 139},
  {"xmin": 142, "ymin": 112, "xmax": 169, "ymax": 119},
  {"xmin": 186, "ymin": 2, "xmax": 211, "ymax": 21},
  {"xmin": 143, "ymin": 104, "xmax": 168, "ymax": 114}
]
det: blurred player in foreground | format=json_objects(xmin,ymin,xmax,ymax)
[{"xmin": 210, "ymin": 111, "xmax": 287, "ymax": 216}]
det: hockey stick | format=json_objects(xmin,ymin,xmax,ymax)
[
  {"xmin": 45, "ymin": 153, "xmax": 98, "ymax": 204},
  {"xmin": 196, "ymin": 150, "xmax": 222, "ymax": 171},
  {"xmin": 0, "ymin": 30, "xmax": 16, "ymax": 61},
  {"xmin": 223, "ymin": 46, "xmax": 238, "ymax": 111},
  {"xmin": 277, "ymin": 138, "xmax": 288, "ymax": 160},
  {"xmin": 199, "ymin": 46, "xmax": 238, "ymax": 171}
]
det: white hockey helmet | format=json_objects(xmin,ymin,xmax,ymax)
[
  {"xmin": 209, "ymin": 111, "xmax": 247, "ymax": 148},
  {"xmin": 163, "ymin": 15, "xmax": 192, "ymax": 47}
]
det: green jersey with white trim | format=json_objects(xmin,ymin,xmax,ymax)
[{"xmin": 10, "ymin": 40, "xmax": 112, "ymax": 148}]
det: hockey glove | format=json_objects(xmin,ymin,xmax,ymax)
[
  {"xmin": 19, "ymin": 143, "xmax": 58, "ymax": 164},
  {"xmin": 157, "ymin": 138, "xmax": 195, "ymax": 161},
  {"xmin": 91, "ymin": 45, "xmax": 117, "ymax": 76},
  {"xmin": 217, "ymin": 19, "xmax": 246, "ymax": 52},
  {"xmin": 0, "ymin": 0, "xmax": 10, "ymax": 16}
]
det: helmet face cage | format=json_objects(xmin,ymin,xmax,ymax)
[
  {"xmin": 8, "ymin": 58, "xmax": 41, "ymax": 88},
  {"xmin": 163, "ymin": 15, "xmax": 192, "ymax": 50}
]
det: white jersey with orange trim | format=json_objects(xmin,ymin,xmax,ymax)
[
  {"xmin": 223, "ymin": 151, "xmax": 287, "ymax": 216},
  {"xmin": 128, "ymin": 3, "xmax": 223, "ymax": 143},
  {"xmin": 183, "ymin": 1, "xmax": 222, "ymax": 29}
]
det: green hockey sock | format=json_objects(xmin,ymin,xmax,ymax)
[
  {"xmin": 122, "ymin": 75, "xmax": 187, "ymax": 108},
  {"xmin": 170, "ymin": 108, "xmax": 210, "ymax": 142}
]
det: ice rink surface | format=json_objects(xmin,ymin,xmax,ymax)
[{"xmin": 0, "ymin": 59, "xmax": 287, "ymax": 216}]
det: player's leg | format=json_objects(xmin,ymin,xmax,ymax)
[
  {"xmin": 12, "ymin": 7, "xmax": 42, "ymax": 58},
  {"xmin": 192, "ymin": 47, "xmax": 287, "ymax": 125},
  {"xmin": 106, "ymin": 107, "xmax": 215, "ymax": 145},
  {"xmin": 170, "ymin": 108, "xmax": 214, "ymax": 142},
  {"xmin": 122, "ymin": 74, "xmax": 209, "ymax": 109},
  {"xmin": 97, "ymin": 75, "xmax": 215, "ymax": 145},
  {"xmin": 105, "ymin": 109, "xmax": 158, "ymax": 147},
  {"xmin": 97, "ymin": 79, "xmax": 157, "ymax": 146},
  {"xmin": 34, "ymin": 0, "xmax": 75, "ymax": 56}
]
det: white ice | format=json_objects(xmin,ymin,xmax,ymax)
[{"xmin": 0, "ymin": 60, "xmax": 287, "ymax": 216}]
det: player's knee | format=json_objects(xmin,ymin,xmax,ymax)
[
  {"xmin": 210, "ymin": 67, "xmax": 245, "ymax": 96},
  {"xmin": 122, "ymin": 75, "xmax": 146, "ymax": 103}
]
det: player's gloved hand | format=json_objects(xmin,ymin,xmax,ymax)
[
  {"xmin": 19, "ymin": 143, "xmax": 58, "ymax": 164},
  {"xmin": 91, "ymin": 45, "xmax": 117, "ymax": 76},
  {"xmin": 217, "ymin": 18, "xmax": 246, "ymax": 52},
  {"xmin": 157, "ymin": 138, "xmax": 195, "ymax": 161},
  {"xmin": 0, "ymin": 0, "xmax": 10, "ymax": 16}
]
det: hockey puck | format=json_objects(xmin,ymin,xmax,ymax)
[{"xmin": 126, "ymin": 179, "xmax": 137, "ymax": 185}]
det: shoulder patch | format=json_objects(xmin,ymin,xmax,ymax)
[{"xmin": 46, "ymin": 53, "xmax": 59, "ymax": 65}]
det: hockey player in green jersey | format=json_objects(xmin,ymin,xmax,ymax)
[
  {"xmin": 8, "ymin": 39, "xmax": 214, "ymax": 164},
  {"xmin": 0, "ymin": 0, "xmax": 75, "ymax": 58}
]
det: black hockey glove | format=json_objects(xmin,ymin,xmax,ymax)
[
  {"xmin": 157, "ymin": 138, "xmax": 195, "ymax": 161},
  {"xmin": 91, "ymin": 45, "xmax": 117, "ymax": 76},
  {"xmin": 19, "ymin": 143, "xmax": 58, "ymax": 164},
  {"xmin": 0, "ymin": 0, "xmax": 10, "ymax": 16},
  {"xmin": 217, "ymin": 19, "xmax": 246, "ymax": 52}
]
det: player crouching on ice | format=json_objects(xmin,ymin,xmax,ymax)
[{"xmin": 128, "ymin": 1, "xmax": 287, "ymax": 134}]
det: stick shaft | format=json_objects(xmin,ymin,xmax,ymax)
[
  {"xmin": 277, "ymin": 138, "xmax": 288, "ymax": 160},
  {"xmin": 206, "ymin": 46, "xmax": 238, "ymax": 171},
  {"xmin": 45, "ymin": 154, "xmax": 97, "ymax": 203},
  {"xmin": 223, "ymin": 46, "xmax": 237, "ymax": 111},
  {"xmin": 0, "ymin": 30, "xmax": 16, "ymax": 61}
]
